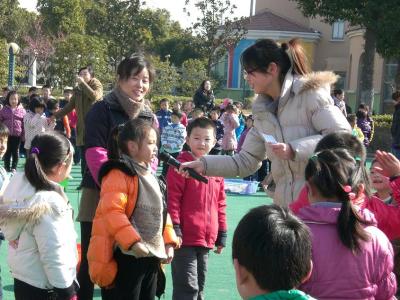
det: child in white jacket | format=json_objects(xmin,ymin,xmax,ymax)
[
  {"xmin": 0, "ymin": 132, "xmax": 77, "ymax": 300},
  {"xmin": 23, "ymin": 96, "xmax": 55, "ymax": 151}
]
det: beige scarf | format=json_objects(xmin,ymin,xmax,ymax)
[{"xmin": 114, "ymin": 86, "xmax": 144, "ymax": 119}]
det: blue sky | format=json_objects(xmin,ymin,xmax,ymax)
[{"xmin": 18, "ymin": 0, "xmax": 252, "ymax": 29}]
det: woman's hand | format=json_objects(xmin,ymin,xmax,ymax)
[
  {"xmin": 177, "ymin": 160, "xmax": 205, "ymax": 178},
  {"xmin": 268, "ymin": 143, "xmax": 294, "ymax": 160},
  {"xmin": 162, "ymin": 244, "xmax": 174, "ymax": 264},
  {"xmin": 375, "ymin": 150, "xmax": 400, "ymax": 177}
]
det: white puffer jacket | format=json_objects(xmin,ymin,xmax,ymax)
[
  {"xmin": 0, "ymin": 172, "xmax": 77, "ymax": 290},
  {"xmin": 203, "ymin": 71, "xmax": 351, "ymax": 206}
]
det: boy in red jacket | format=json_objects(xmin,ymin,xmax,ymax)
[{"xmin": 167, "ymin": 117, "xmax": 227, "ymax": 300}]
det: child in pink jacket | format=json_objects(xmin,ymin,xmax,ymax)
[
  {"xmin": 220, "ymin": 104, "xmax": 239, "ymax": 155},
  {"xmin": 297, "ymin": 148, "xmax": 396, "ymax": 299},
  {"xmin": 290, "ymin": 133, "xmax": 400, "ymax": 242}
]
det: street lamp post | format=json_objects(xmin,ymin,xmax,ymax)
[{"xmin": 7, "ymin": 43, "xmax": 20, "ymax": 88}]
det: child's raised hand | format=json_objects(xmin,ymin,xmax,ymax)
[
  {"xmin": 162, "ymin": 244, "xmax": 174, "ymax": 264},
  {"xmin": 375, "ymin": 150, "xmax": 400, "ymax": 177},
  {"xmin": 214, "ymin": 246, "xmax": 224, "ymax": 254}
]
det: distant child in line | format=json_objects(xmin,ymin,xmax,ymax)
[
  {"xmin": 189, "ymin": 108, "xmax": 205, "ymax": 123},
  {"xmin": 356, "ymin": 104, "xmax": 374, "ymax": 147},
  {"xmin": 220, "ymin": 103, "xmax": 240, "ymax": 155},
  {"xmin": 88, "ymin": 118, "xmax": 178, "ymax": 299},
  {"xmin": 156, "ymin": 98, "xmax": 172, "ymax": 133},
  {"xmin": 297, "ymin": 149, "xmax": 396, "ymax": 299},
  {"xmin": 232, "ymin": 205, "xmax": 315, "ymax": 300},
  {"xmin": 233, "ymin": 101, "xmax": 245, "ymax": 140},
  {"xmin": 346, "ymin": 114, "xmax": 364, "ymax": 142},
  {"xmin": 0, "ymin": 91, "xmax": 26, "ymax": 172},
  {"xmin": 209, "ymin": 107, "xmax": 224, "ymax": 155},
  {"xmin": 23, "ymin": 97, "xmax": 55, "ymax": 151},
  {"xmin": 0, "ymin": 132, "xmax": 78, "ymax": 300},
  {"xmin": 183, "ymin": 100, "xmax": 194, "ymax": 119},
  {"xmin": 0, "ymin": 123, "xmax": 9, "ymax": 300},
  {"xmin": 47, "ymin": 99, "xmax": 71, "ymax": 139},
  {"xmin": 173, "ymin": 100, "xmax": 188, "ymax": 127},
  {"xmin": 237, "ymin": 115, "xmax": 254, "ymax": 153},
  {"xmin": 167, "ymin": 117, "xmax": 227, "ymax": 300},
  {"xmin": 161, "ymin": 109, "xmax": 187, "ymax": 177}
]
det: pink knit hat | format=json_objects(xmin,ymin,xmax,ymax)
[{"xmin": 220, "ymin": 98, "xmax": 233, "ymax": 109}]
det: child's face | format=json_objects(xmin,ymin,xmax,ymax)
[
  {"xmin": 160, "ymin": 101, "xmax": 169, "ymax": 111},
  {"xmin": 186, "ymin": 127, "xmax": 216, "ymax": 158},
  {"xmin": 9, "ymin": 94, "xmax": 19, "ymax": 108},
  {"xmin": 64, "ymin": 91, "xmax": 73, "ymax": 101},
  {"xmin": 35, "ymin": 107, "xmax": 44, "ymax": 114},
  {"xmin": 370, "ymin": 162, "xmax": 391, "ymax": 192},
  {"xmin": 0, "ymin": 136, "xmax": 8, "ymax": 158},
  {"xmin": 246, "ymin": 118, "xmax": 253, "ymax": 128},
  {"xmin": 173, "ymin": 102, "xmax": 181, "ymax": 110},
  {"xmin": 42, "ymin": 88, "xmax": 51, "ymax": 99},
  {"xmin": 133, "ymin": 128, "xmax": 158, "ymax": 165},
  {"xmin": 193, "ymin": 111, "xmax": 204, "ymax": 119},
  {"xmin": 210, "ymin": 111, "xmax": 219, "ymax": 121},
  {"xmin": 171, "ymin": 115, "xmax": 180, "ymax": 124}
]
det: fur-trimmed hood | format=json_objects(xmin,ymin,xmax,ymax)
[
  {"xmin": 0, "ymin": 172, "xmax": 69, "ymax": 240},
  {"xmin": 253, "ymin": 71, "xmax": 338, "ymax": 115}
]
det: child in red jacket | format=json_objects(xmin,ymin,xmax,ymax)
[{"xmin": 167, "ymin": 117, "xmax": 227, "ymax": 300}]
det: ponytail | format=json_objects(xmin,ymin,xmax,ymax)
[
  {"xmin": 285, "ymin": 38, "xmax": 310, "ymax": 76},
  {"xmin": 107, "ymin": 125, "xmax": 123, "ymax": 160},
  {"xmin": 337, "ymin": 198, "xmax": 370, "ymax": 253},
  {"xmin": 25, "ymin": 151, "xmax": 56, "ymax": 191},
  {"xmin": 305, "ymin": 149, "xmax": 370, "ymax": 253},
  {"xmin": 25, "ymin": 132, "xmax": 72, "ymax": 193}
]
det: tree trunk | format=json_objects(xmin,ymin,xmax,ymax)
[
  {"xmin": 395, "ymin": 57, "xmax": 400, "ymax": 90},
  {"xmin": 359, "ymin": 27, "xmax": 376, "ymax": 112}
]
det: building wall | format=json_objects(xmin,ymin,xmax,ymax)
[
  {"xmin": 255, "ymin": 0, "xmax": 309, "ymax": 27},
  {"xmin": 255, "ymin": 0, "xmax": 350, "ymax": 85}
]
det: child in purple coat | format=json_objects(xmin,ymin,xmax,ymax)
[
  {"xmin": 297, "ymin": 149, "xmax": 396, "ymax": 299},
  {"xmin": 0, "ymin": 91, "xmax": 26, "ymax": 172}
]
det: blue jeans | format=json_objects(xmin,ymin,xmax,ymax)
[{"xmin": 392, "ymin": 148, "xmax": 400, "ymax": 160}]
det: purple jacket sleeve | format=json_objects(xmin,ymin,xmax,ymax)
[{"xmin": 85, "ymin": 147, "xmax": 108, "ymax": 186}]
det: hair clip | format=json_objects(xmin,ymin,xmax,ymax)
[
  {"xmin": 309, "ymin": 154, "xmax": 318, "ymax": 161},
  {"xmin": 343, "ymin": 185, "xmax": 352, "ymax": 193},
  {"xmin": 348, "ymin": 192, "xmax": 356, "ymax": 200},
  {"xmin": 354, "ymin": 156, "xmax": 361, "ymax": 162},
  {"xmin": 30, "ymin": 147, "xmax": 40, "ymax": 155}
]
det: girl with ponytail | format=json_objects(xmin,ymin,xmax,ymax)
[
  {"xmin": 179, "ymin": 38, "xmax": 351, "ymax": 207},
  {"xmin": 297, "ymin": 148, "xmax": 396, "ymax": 299},
  {"xmin": 0, "ymin": 132, "xmax": 78, "ymax": 300}
]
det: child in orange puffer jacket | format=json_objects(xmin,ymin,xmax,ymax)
[{"xmin": 87, "ymin": 119, "xmax": 178, "ymax": 299}]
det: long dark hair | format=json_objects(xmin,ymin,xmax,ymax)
[
  {"xmin": 4, "ymin": 90, "xmax": 20, "ymax": 107},
  {"xmin": 241, "ymin": 38, "xmax": 310, "ymax": 82},
  {"xmin": 25, "ymin": 132, "xmax": 72, "ymax": 192},
  {"xmin": 305, "ymin": 149, "xmax": 370, "ymax": 252},
  {"xmin": 108, "ymin": 118, "xmax": 156, "ymax": 160}
]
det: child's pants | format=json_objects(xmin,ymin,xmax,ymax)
[
  {"xmin": 106, "ymin": 248, "xmax": 160, "ymax": 300},
  {"xmin": 171, "ymin": 246, "xmax": 210, "ymax": 300},
  {"xmin": 4, "ymin": 136, "xmax": 21, "ymax": 171}
]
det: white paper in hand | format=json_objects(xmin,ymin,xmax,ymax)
[{"xmin": 262, "ymin": 134, "xmax": 277, "ymax": 144}]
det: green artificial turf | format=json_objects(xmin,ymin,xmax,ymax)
[{"xmin": 0, "ymin": 162, "xmax": 272, "ymax": 299}]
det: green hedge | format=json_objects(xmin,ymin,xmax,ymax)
[{"xmin": 372, "ymin": 114, "xmax": 392, "ymax": 128}]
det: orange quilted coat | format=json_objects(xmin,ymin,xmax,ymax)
[{"xmin": 87, "ymin": 168, "xmax": 178, "ymax": 287}]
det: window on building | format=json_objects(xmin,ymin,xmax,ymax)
[
  {"xmin": 332, "ymin": 21, "xmax": 345, "ymax": 40},
  {"xmin": 383, "ymin": 59, "xmax": 398, "ymax": 102}
]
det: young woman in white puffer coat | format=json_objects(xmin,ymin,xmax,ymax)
[{"xmin": 180, "ymin": 38, "xmax": 351, "ymax": 207}]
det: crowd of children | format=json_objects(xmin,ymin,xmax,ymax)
[{"xmin": 1, "ymin": 77, "xmax": 400, "ymax": 300}]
